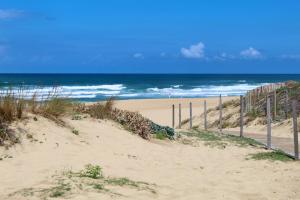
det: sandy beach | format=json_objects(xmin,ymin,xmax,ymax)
[
  {"xmin": 0, "ymin": 96, "xmax": 299, "ymax": 200},
  {"xmin": 116, "ymin": 97, "xmax": 296, "ymax": 139},
  {"xmin": 115, "ymin": 97, "xmax": 236, "ymax": 127}
]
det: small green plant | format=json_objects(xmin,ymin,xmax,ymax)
[
  {"xmin": 80, "ymin": 164, "xmax": 103, "ymax": 179},
  {"xmin": 72, "ymin": 129, "xmax": 79, "ymax": 135},
  {"xmin": 248, "ymin": 150, "xmax": 293, "ymax": 162},
  {"xmin": 155, "ymin": 131, "xmax": 167, "ymax": 140}
]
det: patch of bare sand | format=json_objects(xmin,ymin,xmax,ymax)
[{"xmin": 0, "ymin": 113, "xmax": 299, "ymax": 200}]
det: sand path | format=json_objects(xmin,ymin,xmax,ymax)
[{"xmin": 0, "ymin": 114, "xmax": 299, "ymax": 199}]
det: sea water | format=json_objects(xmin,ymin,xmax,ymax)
[{"xmin": 0, "ymin": 74, "xmax": 299, "ymax": 101}]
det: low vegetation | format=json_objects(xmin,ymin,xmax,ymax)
[
  {"xmin": 0, "ymin": 88, "xmax": 74, "ymax": 146},
  {"xmin": 76, "ymin": 98, "xmax": 174, "ymax": 140},
  {"xmin": 155, "ymin": 130, "xmax": 168, "ymax": 140},
  {"xmin": 9, "ymin": 164, "xmax": 156, "ymax": 199},
  {"xmin": 179, "ymin": 129, "xmax": 263, "ymax": 149},
  {"xmin": 0, "ymin": 87, "xmax": 175, "ymax": 146},
  {"xmin": 248, "ymin": 150, "xmax": 293, "ymax": 162}
]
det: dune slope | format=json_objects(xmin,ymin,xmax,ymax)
[{"xmin": 0, "ymin": 114, "xmax": 299, "ymax": 200}]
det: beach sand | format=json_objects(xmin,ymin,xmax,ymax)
[
  {"xmin": 1, "ymin": 97, "xmax": 300, "ymax": 200},
  {"xmin": 116, "ymin": 97, "xmax": 297, "ymax": 139},
  {"xmin": 115, "ymin": 97, "xmax": 236, "ymax": 127}
]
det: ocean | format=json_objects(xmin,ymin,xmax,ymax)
[{"xmin": 0, "ymin": 74, "xmax": 299, "ymax": 101}]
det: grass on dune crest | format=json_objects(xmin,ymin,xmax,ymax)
[
  {"xmin": 85, "ymin": 97, "xmax": 115, "ymax": 119},
  {"xmin": 0, "ymin": 87, "xmax": 73, "ymax": 146},
  {"xmin": 0, "ymin": 87, "xmax": 174, "ymax": 146}
]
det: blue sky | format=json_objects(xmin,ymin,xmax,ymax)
[{"xmin": 0, "ymin": 0, "xmax": 300, "ymax": 73}]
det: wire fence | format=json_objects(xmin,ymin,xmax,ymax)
[{"xmin": 171, "ymin": 84, "xmax": 300, "ymax": 160}]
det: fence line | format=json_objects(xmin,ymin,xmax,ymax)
[{"xmin": 171, "ymin": 91, "xmax": 300, "ymax": 160}]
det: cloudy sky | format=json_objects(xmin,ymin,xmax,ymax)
[{"xmin": 0, "ymin": 0, "xmax": 300, "ymax": 73}]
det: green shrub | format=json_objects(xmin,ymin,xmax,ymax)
[
  {"xmin": 80, "ymin": 164, "xmax": 103, "ymax": 179},
  {"xmin": 155, "ymin": 131, "xmax": 167, "ymax": 140}
]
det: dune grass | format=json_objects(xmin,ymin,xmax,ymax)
[
  {"xmin": 248, "ymin": 150, "xmax": 293, "ymax": 162},
  {"xmin": 9, "ymin": 164, "xmax": 156, "ymax": 199},
  {"xmin": 87, "ymin": 97, "xmax": 114, "ymax": 119},
  {"xmin": 180, "ymin": 129, "xmax": 263, "ymax": 148},
  {"xmin": 0, "ymin": 88, "xmax": 73, "ymax": 145}
]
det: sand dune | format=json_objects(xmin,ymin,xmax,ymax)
[{"xmin": 0, "ymin": 97, "xmax": 300, "ymax": 199}]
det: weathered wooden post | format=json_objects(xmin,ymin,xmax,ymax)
[
  {"xmin": 240, "ymin": 95, "xmax": 244, "ymax": 137},
  {"xmin": 274, "ymin": 90, "xmax": 277, "ymax": 119},
  {"xmin": 178, "ymin": 103, "xmax": 182, "ymax": 129},
  {"xmin": 267, "ymin": 97, "xmax": 272, "ymax": 149},
  {"xmin": 219, "ymin": 94, "xmax": 222, "ymax": 133},
  {"xmin": 285, "ymin": 89, "xmax": 289, "ymax": 119},
  {"xmin": 292, "ymin": 100, "xmax": 299, "ymax": 160},
  {"xmin": 204, "ymin": 100, "xmax": 207, "ymax": 131},
  {"xmin": 249, "ymin": 91, "xmax": 252, "ymax": 111},
  {"xmin": 243, "ymin": 96, "xmax": 246, "ymax": 113},
  {"xmin": 172, "ymin": 104, "xmax": 175, "ymax": 128},
  {"xmin": 189, "ymin": 102, "xmax": 192, "ymax": 129}
]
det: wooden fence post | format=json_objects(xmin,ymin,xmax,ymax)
[
  {"xmin": 189, "ymin": 102, "xmax": 192, "ymax": 129},
  {"xmin": 249, "ymin": 92, "xmax": 252, "ymax": 111},
  {"xmin": 285, "ymin": 89, "xmax": 289, "ymax": 119},
  {"xmin": 172, "ymin": 104, "xmax": 175, "ymax": 128},
  {"xmin": 243, "ymin": 96, "xmax": 246, "ymax": 113},
  {"xmin": 204, "ymin": 100, "xmax": 207, "ymax": 131},
  {"xmin": 178, "ymin": 103, "xmax": 182, "ymax": 129},
  {"xmin": 240, "ymin": 95, "xmax": 244, "ymax": 137},
  {"xmin": 267, "ymin": 97, "xmax": 272, "ymax": 149},
  {"xmin": 274, "ymin": 90, "xmax": 277, "ymax": 119},
  {"xmin": 219, "ymin": 94, "xmax": 222, "ymax": 133},
  {"xmin": 292, "ymin": 100, "xmax": 299, "ymax": 160}
]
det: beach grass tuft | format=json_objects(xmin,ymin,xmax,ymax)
[
  {"xmin": 248, "ymin": 150, "xmax": 293, "ymax": 162},
  {"xmin": 87, "ymin": 97, "xmax": 115, "ymax": 119},
  {"xmin": 80, "ymin": 164, "xmax": 103, "ymax": 179}
]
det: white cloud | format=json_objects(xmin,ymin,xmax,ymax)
[
  {"xmin": 240, "ymin": 47, "xmax": 262, "ymax": 59},
  {"xmin": 133, "ymin": 53, "xmax": 144, "ymax": 59},
  {"xmin": 0, "ymin": 9, "xmax": 25, "ymax": 20},
  {"xmin": 181, "ymin": 42, "xmax": 205, "ymax": 58},
  {"xmin": 280, "ymin": 54, "xmax": 300, "ymax": 60}
]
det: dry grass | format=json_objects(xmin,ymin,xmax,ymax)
[
  {"xmin": 38, "ymin": 98, "xmax": 72, "ymax": 120},
  {"xmin": 0, "ymin": 88, "xmax": 29, "ymax": 122},
  {"xmin": 87, "ymin": 97, "xmax": 114, "ymax": 119},
  {"xmin": 0, "ymin": 87, "xmax": 72, "ymax": 145}
]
